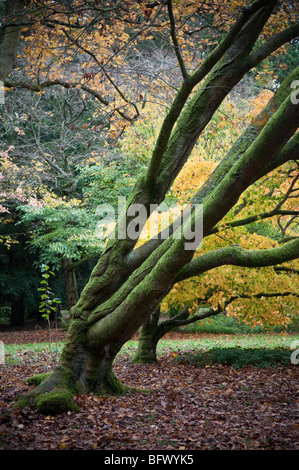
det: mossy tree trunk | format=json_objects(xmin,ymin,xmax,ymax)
[
  {"xmin": 133, "ymin": 308, "xmax": 165, "ymax": 364},
  {"xmin": 133, "ymin": 307, "xmax": 194, "ymax": 364},
  {"xmin": 16, "ymin": 1, "xmax": 299, "ymax": 414}
]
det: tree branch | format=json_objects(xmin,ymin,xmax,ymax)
[
  {"xmin": 274, "ymin": 266, "xmax": 299, "ymax": 275},
  {"xmin": 209, "ymin": 209, "xmax": 299, "ymax": 235},
  {"xmin": 167, "ymin": 0, "xmax": 189, "ymax": 81},
  {"xmin": 247, "ymin": 21, "xmax": 299, "ymax": 69},
  {"xmin": 125, "ymin": 66, "xmax": 299, "ymax": 272},
  {"xmin": 4, "ymin": 78, "xmax": 138, "ymax": 122},
  {"xmin": 145, "ymin": 0, "xmax": 272, "ymax": 186},
  {"xmin": 61, "ymin": 28, "xmax": 140, "ymax": 121},
  {"xmin": 157, "ymin": 306, "xmax": 221, "ymax": 331},
  {"xmin": 175, "ymin": 238, "xmax": 299, "ymax": 283}
]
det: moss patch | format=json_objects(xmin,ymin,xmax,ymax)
[
  {"xmin": 25, "ymin": 372, "xmax": 52, "ymax": 386},
  {"xmin": 34, "ymin": 389, "xmax": 79, "ymax": 415},
  {"xmin": 13, "ymin": 395, "xmax": 31, "ymax": 410}
]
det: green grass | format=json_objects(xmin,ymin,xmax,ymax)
[
  {"xmin": 3, "ymin": 333, "xmax": 299, "ymax": 369},
  {"xmin": 119, "ymin": 333, "xmax": 299, "ymax": 368},
  {"xmin": 4, "ymin": 342, "xmax": 63, "ymax": 365}
]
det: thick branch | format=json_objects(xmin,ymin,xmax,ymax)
[
  {"xmin": 176, "ymin": 238, "xmax": 299, "ymax": 282},
  {"xmin": 126, "ymin": 71, "xmax": 299, "ymax": 272},
  {"xmin": 193, "ymin": 65, "xmax": 299, "ymax": 205},
  {"xmin": 145, "ymin": 0, "xmax": 273, "ymax": 185},
  {"xmin": 87, "ymin": 90, "xmax": 299, "ymax": 347}
]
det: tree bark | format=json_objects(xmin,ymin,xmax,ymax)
[
  {"xmin": 133, "ymin": 308, "xmax": 162, "ymax": 364},
  {"xmin": 62, "ymin": 258, "xmax": 79, "ymax": 312},
  {"xmin": 133, "ymin": 307, "xmax": 194, "ymax": 364}
]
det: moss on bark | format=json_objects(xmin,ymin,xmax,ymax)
[
  {"xmin": 25, "ymin": 372, "xmax": 52, "ymax": 386},
  {"xmin": 34, "ymin": 390, "xmax": 79, "ymax": 415},
  {"xmin": 15, "ymin": 366, "xmax": 79, "ymax": 414},
  {"xmin": 133, "ymin": 322, "xmax": 159, "ymax": 364}
]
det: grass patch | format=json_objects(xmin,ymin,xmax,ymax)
[
  {"xmin": 173, "ymin": 346, "xmax": 292, "ymax": 368},
  {"xmin": 118, "ymin": 333, "xmax": 298, "ymax": 367},
  {"xmin": 2, "ymin": 334, "xmax": 298, "ymax": 369},
  {"xmin": 4, "ymin": 342, "xmax": 63, "ymax": 365}
]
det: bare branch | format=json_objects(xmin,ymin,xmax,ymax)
[
  {"xmin": 167, "ymin": 0, "xmax": 189, "ymax": 81},
  {"xmin": 209, "ymin": 209, "xmax": 299, "ymax": 235}
]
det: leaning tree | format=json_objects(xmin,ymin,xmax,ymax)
[{"xmin": 6, "ymin": 0, "xmax": 299, "ymax": 414}]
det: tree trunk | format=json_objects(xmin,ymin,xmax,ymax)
[
  {"xmin": 0, "ymin": 0, "xmax": 30, "ymax": 82},
  {"xmin": 134, "ymin": 326, "xmax": 159, "ymax": 364},
  {"xmin": 20, "ymin": 317, "xmax": 129, "ymax": 414},
  {"xmin": 62, "ymin": 259, "xmax": 79, "ymax": 312},
  {"xmin": 133, "ymin": 309, "xmax": 161, "ymax": 364},
  {"xmin": 10, "ymin": 293, "xmax": 25, "ymax": 327},
  {"xmin": 133, "ymin": 306, "xmax": 215, "ymax": 364}
]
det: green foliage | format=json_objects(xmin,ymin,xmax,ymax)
[
  {"xmin": 17, "ymin": 200, "xmax": 105, "ymax": 269},
  {"xmin": 17, "ymin": 154, "xmax": 143, "ymax": 271},
  {"xmin": 174, "ymin": 346, "xmax": 292, "ymax": 369},
  {"xmin": 77, "ymin": 160, "xmax": 138, "ymax": 209},
  {"xmin": 38, "ymin": 265, "xmax": 61, "ymax": 322}
]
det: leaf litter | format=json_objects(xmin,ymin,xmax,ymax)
[{"xmin": 0, "ymin": 328, "xmax": 298, "ymax": 450}]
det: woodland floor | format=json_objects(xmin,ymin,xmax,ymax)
[{"xmin": 0, "ymin": 326, "xmax": 298, "ymax": 452}]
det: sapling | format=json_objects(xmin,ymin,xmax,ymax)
[{"xmin": 38, "ymin": 265, "xmax": 61, "ymax": 367}]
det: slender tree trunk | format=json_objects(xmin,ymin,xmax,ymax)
[
  {"xmin": 10, "ymin": 293, "xmax": 25, "ymax": 326},
  {"xmin": 62, "ymin": 259, "xmax": 79, "ymax": 312},
  {"xmin": 134, "ymin": 325, "xmax": 159, "ymax": 364}
]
